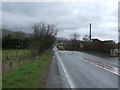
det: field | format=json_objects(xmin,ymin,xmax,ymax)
[
  {"xmin": 2, "ymin": 49, "xmax": 30, "ymax": 62},
  {"xmin": 2, "ymin": 49, "xmax": 33, "ymax": 74},
  {"xmin": 2, "ymin": 50, "xmax": 53, "ymax": 88}
]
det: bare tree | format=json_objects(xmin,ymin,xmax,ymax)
[
  {"xmin": 66, "ymin": 33, "xmax": 80, "ymax": 50},
  {"xmin": 70, "ymin": 33, "xmax": 80, "ymax": 41},
  {"xmin": 82, "ymin": 35, "xmax": 89, "ymax": 41},
  {"xmin": 31, "ymin": 22, "xmax": 58, "ymax": 53}
]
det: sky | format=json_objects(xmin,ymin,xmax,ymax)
[{"xmin": 1, "ymin": 0, "xmax": 119, "ymax": 42}]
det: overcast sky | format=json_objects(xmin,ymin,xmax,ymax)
[{"xmin": 1, "ymin": 0, "xmax": 119, "ymax": 42}]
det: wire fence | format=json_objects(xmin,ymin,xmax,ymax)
[{"xmin": 2, "ymin": 49, "xmax": 38, "ymax": 75}]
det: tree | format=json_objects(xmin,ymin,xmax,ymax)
[
  {"xmin": 2, "ymin": 34, "xmax": 31, "ymax": 49},
  {"xmin": 31, "ymin": 22, "xmax": 58, "ymax": 53},
  {"xmin": 82, "ymin": 35, "xmax": 89, "ymax": 41},
  {"xmin": 67, "ymin": 33, "xmax": 80, "ymax": 50},
  {"xmin": 70, "ymin": 33, "xmax": 80, "ymax": 41}
]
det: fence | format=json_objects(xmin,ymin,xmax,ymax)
[{"xmin": 2, "ymin": 49, "xmax": 38, "ymax": 75}]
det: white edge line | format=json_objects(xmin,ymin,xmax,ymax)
[
  {"xmin": 69, "ymin": 53, "xmax": 120, "ymax": 76},
  {"xmin": 55, "ymin": 51, "xmax": 75, "ymax": 88}
]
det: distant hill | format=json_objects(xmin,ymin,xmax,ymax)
[
  {"xmin": 1, "ymin": 29, "xmax": 69, "ymax": 42},
  {"xmin": 1, "ymin": 29, "xmax": 31, "ymax": 38},
  {"xmin": 56, "ymin": 37, "xmax": 69, "ymax": 41},
  {"xmin": 2, "ymin": 29, "xmax": 14, "ymax": 37}
]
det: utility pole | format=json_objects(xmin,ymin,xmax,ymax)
[{"xmin": 89, "ymin": 23, "xmax": 92, "ymax": 41}]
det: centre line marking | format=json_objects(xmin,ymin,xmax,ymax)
[{"xmin": 67, "ymin": 52, "xmax": 120, "ymax": 76}]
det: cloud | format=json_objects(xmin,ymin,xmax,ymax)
[{"xmin": 1, "ymin": 1, "xmax": 118, "ymax": 42}]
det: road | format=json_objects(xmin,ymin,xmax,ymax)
[{"xmin": 54, "ymin": 49, "xmax": 119, "ymax": 88}]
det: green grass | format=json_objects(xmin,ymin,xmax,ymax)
[
  {"xmin": 79, "ymin": 50, "xmax": 110, "ymax": 57},
  {"xmin": 2, "ymin": 49, "xmax": 30, "ymax": 63},
  {"xmin": 2, "ymin": 50, "xmax": 53, "ymax": 88},
  {"xmin": 2, "ymin": 49, "xmax": 29, "ymax": 58}
]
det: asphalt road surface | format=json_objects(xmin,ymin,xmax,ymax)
[{"xmin": 54, "ymin": 49, "xmax": 119, "ymax": 88}]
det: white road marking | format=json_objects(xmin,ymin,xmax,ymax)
[
  {"xmin": 55, "ymin": 51, "xmax": 75, "ymax": 88},
  {"xmin": 81, "ymin": 57, "xmax": 119, "ymax": 76},
  {"xmin": 68, "ymin": 52, "xmax": 120, "ymax": 76}
]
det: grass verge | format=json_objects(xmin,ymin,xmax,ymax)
[{"xmin": 2, "ymin": 50, "xmax": 53, "ymax": 88}]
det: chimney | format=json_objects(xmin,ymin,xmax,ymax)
[{"xmin": 89, "ymin": 23, "xmax": 91, "ymax": 41}]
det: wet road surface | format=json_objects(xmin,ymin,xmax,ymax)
[{"xmin": 55, "ymin": 50, "xmax": 118, "ymax": 88}]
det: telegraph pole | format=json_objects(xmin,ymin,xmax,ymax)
[{"xmin": 89, "ymin": 23, "xmax": 92, "ymax": 41}]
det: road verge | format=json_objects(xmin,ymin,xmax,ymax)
[{"xmin": 2, "ymin": 50, "xmax": 53, "ymax": 88}]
